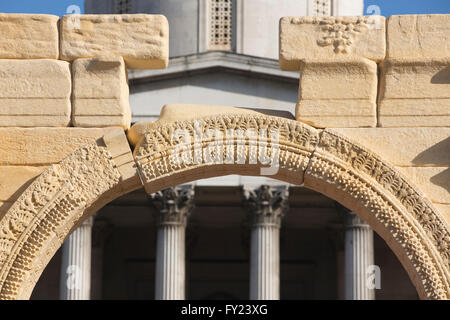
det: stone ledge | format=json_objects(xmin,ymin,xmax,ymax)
[{"xmin": 0, "ymin": 127, "xmax": 124, "ymax": 165}]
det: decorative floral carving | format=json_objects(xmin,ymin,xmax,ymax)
[
  {"xmin": 135, "ymin": 114, "xmax": 320, "ymax": 189},
  {"xmin": 317, "ymin": 17, "xmax": 371, "ymax": 53},
  {"xmin": 308, "ymin": 129, "xmax": 450, "ymax": 299}
]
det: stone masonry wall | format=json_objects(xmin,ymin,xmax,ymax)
[
  {"xmin": 0, "ymin": 12, "xmax": 448, "ymax": 226},
  {"xmin": 279, "ymin": 14, "xmax": 449, "ymax": 223},
  {"xmin": 0, "ymin": 13, "xmax": 169, "ymax": 220}
]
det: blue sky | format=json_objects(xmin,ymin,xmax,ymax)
[{"xmin": 0, "ymin": 0, "xmax": 448, "ymax": 17}]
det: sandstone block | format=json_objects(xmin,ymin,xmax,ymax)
[
  {"xmin": 332, "ymin": 127, "xmax": 450, "ymax": 166},
  {"xmin": 0, "ymin": 14, "xmax": 59, "ymax": 59},
  {"xmin": 378, "ymin": 58, "xmax": 450, "ymax": 127},
  {"xmin": 0, "ymin": 59, "xmax": 71, "ymax": 127},
  {"xmin": 60, "ymin": 14, "xmax": 169, "ymax": 69},
  {"xmin": 295, "ymin": 58, "xmax": 377, "ymax": 128},
  {"xmin": 0, "ymin": 201, "xmax": 13, "ymax": 220},
  {"xmin": 279, "ymin": 16, "xmax": 386, "ymax": 71},
  {"xmin": 397, "ymin": 167, "xmax": 449, "ymax": 204},
  {"xmin": 0, "ymin": 127, "xmax": 124, "ymax": 165},
  {"xmin": 0, "ymin": 166, "xmax": 46, "ymax": 201},
  {"xmin": 72, "ymin": 56, "xmax": 131, "ymax": 129},
  {"xmin": 127, "ymin": 104, "xmax": 295, "ymax": 147},
  {"xmin": 387, "ymin": 15, "xmax": 450, "ymax": 59}
]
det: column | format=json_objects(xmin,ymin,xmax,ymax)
[
  {"xmin": 344, "ymin": 211, "xmax": 375, "ymax": 300},
  {"xmin": 150, "ymin": 185, "xmax": 195, "ymax": 300},
  {"xmin": 244, "ymin": 185, "xmax": 289, "ymax": 300},
  {"xmin": 60, "ymin": 216, "xmax": 94, "ymax": 300}
]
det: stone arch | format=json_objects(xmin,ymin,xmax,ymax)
[
  {"xmin": 0, "ymin": 131, "xmax": 141, "ymax": 299},
  {"xmin": 133, "ymin": 114, "xmax": 450, "ymax": 300},
  {"xmin": 0, "ymin": 113, "xmax": 448, "ymax": 300}
]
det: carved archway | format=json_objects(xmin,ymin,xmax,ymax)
[
  {"xmin": 133, "ymin": 114, "xmax": 450, "ymax": 300},
  {"xmin": 0, "ymin": 131, "xmax": 141, "ymax": 299},
  {"xmin": 0, "ymin": 114, "xmax": 448, "ymax": 299}
]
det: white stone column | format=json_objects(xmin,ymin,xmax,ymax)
[
  {"xmin": 60, "ymin": 216, "xmax": 94, "ymax": 300},
  {"xmin": 244, "ymin": 185, "xmax": 289, "ymax": 300},
  {"xmin": 344, "ymin": 211, "xmax": 375, "ymax": 300},
  {"xmin": 150, "ymin": 185, "xmax": 194, "ymax": 300}
]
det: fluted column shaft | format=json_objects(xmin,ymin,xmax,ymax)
[
  {"xmin": 250, "ymin": 223, "xmax": 280, "ymax": 300},
  {"xmin": 155, "ymin": 223, "xmax": 186, "ymax": 300},
  {"xmin": 150, "ymin": 186, "xmax": 194, "ymax": 300},
  {"xmin": 244, "ymin": 185, "xmax": 288, "ymax": 300},
  {"xmin": 344, "ymin": 211, "xmax": 375, "ymax": 300},
  {"xmin": 60, "ymin": 216, "xmax": 94, "ymax": 300}
]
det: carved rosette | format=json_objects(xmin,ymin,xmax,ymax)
[
  {"xmin": 0, "ymin": 144, "xmax": 122, "ymax": 300},
  {"xmin": 149, "ymin": 185, "xmax": 195, "ymax": 227},
  {"xmin": 305, "ymin": 129, "xmax": 450, "ymax": 299},
  {"xmin": 243, "ymin": 185, "xmax": 289, "ymax": 228}
]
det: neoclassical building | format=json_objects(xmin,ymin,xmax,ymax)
[{"xmin": 0, "ymin": 1, "xmax": 448, "ymax": 301}]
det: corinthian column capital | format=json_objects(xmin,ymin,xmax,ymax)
[{"xmin": 243, "ymin": 185, "xmax": 289, "ymax": 227}]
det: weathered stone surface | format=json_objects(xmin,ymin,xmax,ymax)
[
  {"xmin": 60, "ymin": 14, "xmax": 169, "ymax": 69},
  {"xmin": 0, "ymin": 127, "xmax": 123, "ymax": 165},
  {"xmin": 296, "ymin": 58, "xmax": 377, "ymax": 128},
  {"xmin": 378, "ymin": 58, "xmax": 450, "ymax": 127},
  {"xmin": 128, "ymin": 104, "xmax": 295, "ymax": 146},
  {"xmin": 397, "ymin": 167, "xmax": 450, "ymax": 204},
  {"xmin": 332, "ymin": 127, "xmax": 450, "ymax": 166},
  {"xmin": 279, "ymin": 16, "xmax": 386, "ymax": 70},
  {"xmin": 435, "ymin": 204, "xmax": 450, "ymax": 225},
  {"xmin": 0, "ymin": 166, "xmax": 47, "ymax": 201},
  {"xmin": 0, "ymin": 14, "xmax": 59, "ymax": 59},
  {"xmin": 0, "ymin": 59, "xmax": 71, "ymax": 127},
  {"xmin": 387, "ymin": 15, "xmax": 450, "ymax": 59},
  {"xmin": 0, "ymin": 201, "xmax": 13, "ymax": 220},
  {"xmin": 72, "ymin": 56, "xmax": 131, "ymax": 129}
]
